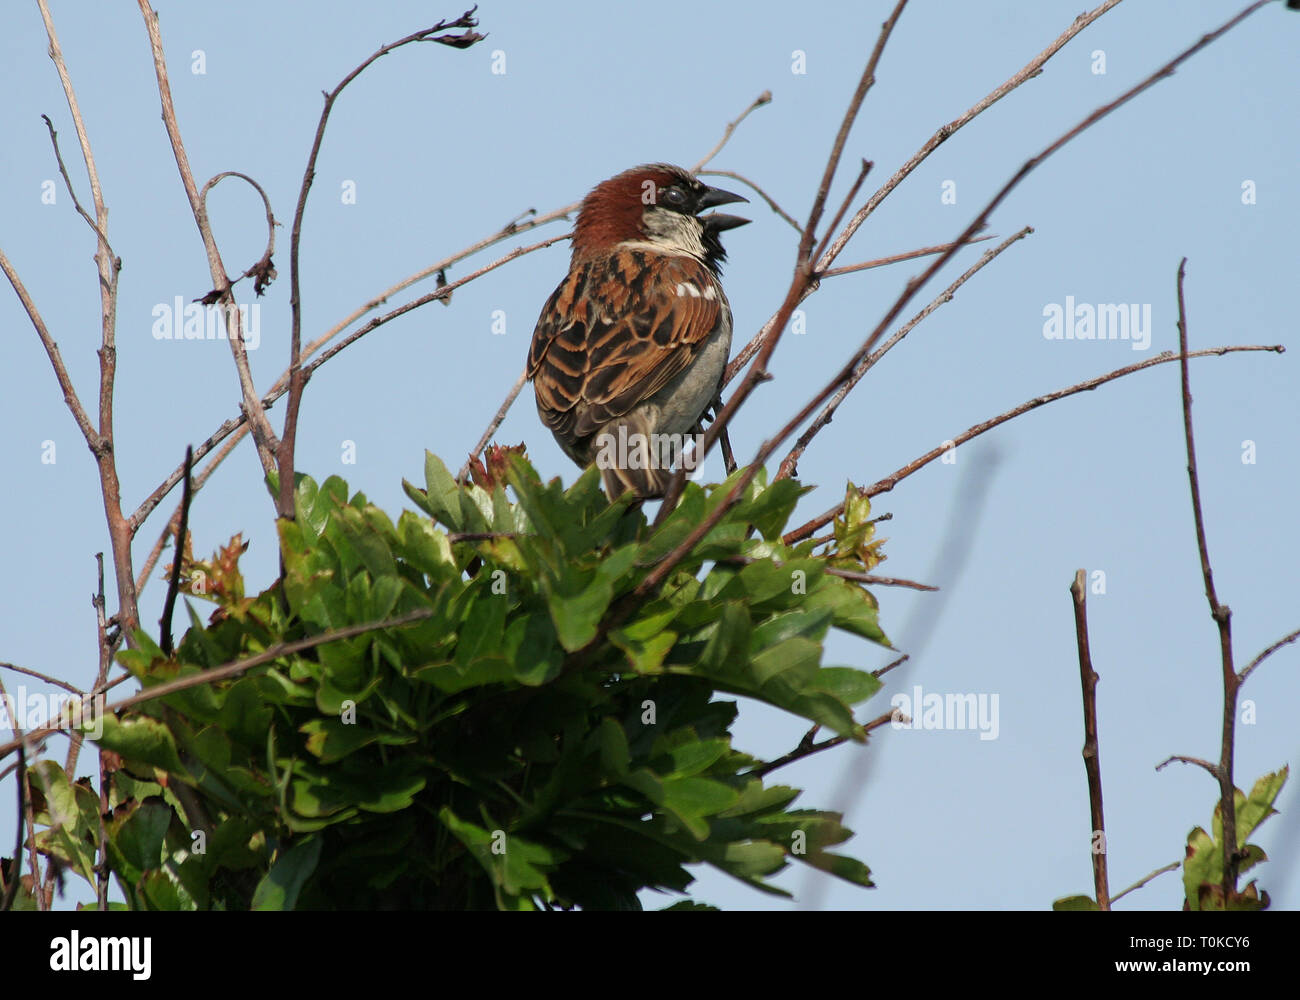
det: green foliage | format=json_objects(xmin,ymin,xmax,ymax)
[
  {"xmin": 32, "ymin": 454, "xmax": 892, "ymax": 910},
  {"xmin": 1182, "ymin": 767, "xmax": 1287, "ymax": 911},
  {"xmin": 1051, "ymin": 766, "xmax": 1288, "ymax": 911}
]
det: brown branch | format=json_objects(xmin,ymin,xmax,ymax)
[
  {"xmin": 1174, "ymin": 258, "xmax": 1240, "ymax": 905},
  {"xmin": 197, "ymin": 171, "xmax": 279, "ymax": 297},
  {"xmin": 724, "ymin": 0, "xmax": 1127, "ymax": 387},
  {"xmin": 136, "ymin": 431, "xmax": 241, "ymax": 594},
  {"xmin": 0, "ymin": 663, "xmax": 84, "ymax": 698},
  {"xmin": 456, "ymin": 369, "xmax": 528, "ymax": 483},
  {"xmin": 0, "ymin": 675, "xmax": 42, "ymax": 911},
  {"xmin": 777, "ymin": 226, "xmax": 1032, "ymax": 481},
  {"xmin": 817, "ymin": 233, "xmax": 999, "ymax": 280},
  {"xmin": 279, "ymin": 7, "xmax": 484, "ymax": 521},
  {"xmin": 696, "ymin": 169, "xmax": 803, "ymax": 235},
  {"xmin": 158, "ymin": 446, "xmax": 194, "ymax": 658},
  {"xmin": 783, "ymin": 344, "xmax": 1285, "ymax": 546},
  {"xmin": 752, "ymin": 708, "xmax": 898, "ymax": 779},
  {"xmin": 128, "ymin": 233, "xmax": 566, "ymax": 539},
  {"xmin": 1071, "ymin": 569, "xmax": 1109, "ymax": 910},
  {"xmin": 136, "ymin": 0, "xmax": 280, "ymax": 482},
  {"xmin": 1155, "ymin": 754, "xmax": 1219, "ymax": 778},
  {"xmin": 0, "ymin": 608, "xmax": 436, "ymax": 764},
  {"xmin": 0, "ymin": 250, "xmax": 100, "ymax": 451},
  {"xmin": 648, "ymin": 1, "xmax": 910, "ymax": 531},
  {"xmin": 872, "ymin": 653, "xmax": 909, "ymax": 679},
  {"xmin": 650, "ymin": 0, "xmax": 1267, "ymax": 585},
  {"xmin": 827, "ymin": 571, "xmax": 936, "ymax": 592},
  {"xmin": 1240, "ymin": 627, "xmax": 1300, "ymax": 684},
  {"xmin": 814, "ymin": 159, "xmax": 873, "ymax": 265},
  {"xmin": 815, "ymin": 0, "xmax": 1126, "ymax": 276},
  {"xmin": 1110, "ymin": 860, "xmax": 1181, "ymax": 904},
  {"xmin": 689, "ymin": 90, "xmax": 772, "ymax": 172},
  {"xmin": 40, "ymin": 114, "xmax": 115, "ymax": 261},
  {"xmin": 34, "ymin": 0, "xmax": 137, "ymax": 644}
]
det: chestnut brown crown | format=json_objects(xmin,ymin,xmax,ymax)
[{"xmin": 571, "ymin": 163, "xmax": 749, "ymax": 275}]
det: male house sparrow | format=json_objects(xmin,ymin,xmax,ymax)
[{"xmin": 527, "ymin": 164, "xmax": 749, "ymax": 499}]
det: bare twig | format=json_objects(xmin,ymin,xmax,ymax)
[
  {"xmin": 136, "ymin": 0, "xmax": 280, "ymax": 481},
  {"xmin": 724, "ymin": 0, "xmax": 1128, "ymax": 385},
  {"xmin": 197, "ymin": 171, "xmax": 278, "ymax": 296},
  {"xmin": 279, "ymin": 7, "xmax": 484, "ymax": 521},
  {"xmin": 40, "ymin": 114, "xmax": 115, "ymax": 260},
  {"xmin": 456, "ymin": 369, "xmax": 529, "ymax": 483},
  {"xmin": 783, "ymin": 344, "xmax": 1285, "ymax": 545},
  {"xmin": 872, "ymin": 653, "xmax": 909, "ymax": 679},
  {"xmin": 1155, "ymin": 754, "xmax": 1219, "ymax": 778},
  {"xmin": 644, "ymin": 0, "xmax": 1274, "ymax": 593},
  {"xmin": 0, "ymin": 609, "xmax": 436, "ymax": 764},
  {"xmin": 34, "ymin": 0, "xmax": 137, "ymax": 643},
  {"xmin": 777, "ymin": 226, "xmax": 1032, "ymax": 480},
  {"xmin": 1174, "ymin": 258, "xmax": 1239, "ymax": 904},
  {"xmin": 129, "ymin": 234, "xmax": 566, "ymax": 537},
  {"xmin": 689, "ymin": 90, "xmax": 773, "ymax": 172},
  {"xmin": 827, "ymin": 571, "xmax": 936, "ymax": 592},
  {"xmin": 1111, "ymin": 860, "xmax": 1181, "ymax": 904},
  {"xmin": 696, "ymin": 169, "xmax": 803, "ymax": 235},
  {"xmin": 159, "ymin": 446, "xmax": 194, "ymax": 658},
  {"xmin": 817, "ymin": 233, "xmax": 999, "ymax": 280},
  {"xmin": 1070, "ymin": 569, "xmax": 1109, "ymax": 910},
  {"xmin": 649, "ymin": 1, "xmax": 910, "ymax": 530},
  {"xmin": 0, "ymin": 663, "xmax": 84, "ymax": 698},
  {"xmin": 1240, "ymin": 626, "xmax": 1300, "ymax": 684},
  {"xmin": 751, "ymin": 708, "xmax": 898, "ymax": 779}
]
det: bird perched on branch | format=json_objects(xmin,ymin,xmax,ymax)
[{"xmin": 527, "ymin": 164, "xmax": 749, "ymax": 499}]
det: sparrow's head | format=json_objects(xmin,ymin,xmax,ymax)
[{"xmin": 572, "ymin": 163, "xmax": 749, "ymax": 274}]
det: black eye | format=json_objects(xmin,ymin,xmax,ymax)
[{"xmin": 661, "ymin": 186, "xmax": 689, "ymax": 208}]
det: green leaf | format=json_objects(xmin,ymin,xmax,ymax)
[{"xmin": 252, "ymin": 837, "xmax": 322, "ymax": 911}]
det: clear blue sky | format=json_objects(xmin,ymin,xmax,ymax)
[{"xmin": 1, "ymin": 0, "xmax": 1296, "ymax": 911}]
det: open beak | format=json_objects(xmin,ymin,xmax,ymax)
[{"xmin": 697, "ymin": 183, "xmax": 750, "ymax": 231}]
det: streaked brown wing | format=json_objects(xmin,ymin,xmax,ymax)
[{"xmin": 528, "ymin": 249, "xmax": 724, "ymax": 446}]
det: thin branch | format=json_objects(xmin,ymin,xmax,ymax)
[
  {"xmin": 136, "ymin": 431, "xmax": 242, "ymax": 594},
  {"xmin": 40, "ymin": 114, "xmax": 115, "ymax": 261},
  {"xmin": 815, "ymin": 0, "xmax": 1126, "ymax": 276},
  {"xmin": 280, "ymin": 7, "xmax": 484, "ymax": 521},
  {"xmin": 1239, "ymin": 626, "xmax": 1300, "ymax": 684},
  {"xmin": 1111, "ymin": 860, "xmax": 1181, "ymax": 904},
  {"xmin": 872, "ymin": 653, "xmax": 909, "ymax": 679},
  {"xmin": 0, "ymin": 609, "xmax": 436, "ymax": 764},
  {"xmin": 1175, "ymin": 257, "xmax": 1239, "ymax": 905},
  {"xmin": 128, "ymin": 233, "xmax": 566, "ymax": 537},
  {"xmin": 827, "ymin": 571, "xmax": 936, "ymax": 592},
  {"xmin": 0, "ymin": 248, "xmax": 100, "ymax": 451},
  {"xmin": 136, "ymin": 0, "xmax": 280, "ymax": 481},
  {"xmin": 158, "ymin": 446, "xmax": 194, "ymax": 658},
  {"xmin": 814, "ymin": 159, "xmax": 873, "ymax": 265},
  {"xmin": 696, "ymin": 169, "xmax": 803, "ymax": 235},
  {"xmin": 1071, "ymin": 569, "xmax": 1109, "ymax": 910},
  {"xmin": 649, "ymin": 0, "xmax": 909, "ymax": 528},
  {"xmin": 0, "ymin": 663, "xmax": 84, "ymax": 698},
  {"xmin": 651, "ymin": 0, "xmax": 1245, "ymax": 576},
  {"xmin": 817, "ymin": 233, "xmax": 999, "ymax": 280},
  {"xmin": 723, "ymin": 0, "xmax": 1127, "ymax": 388},
  {"xmin": 751, "ymin": 708, "xmax": 898, "ymax": 779},
  {"xmin": 1155, "ymin": 754, "xmax": 1219, "ymax": 778},
  {"xmin": 777, "ymin": 226, "xmax": 1032, "ymax": 480},
  {"xmin": 197, "ymin": 171, "xmax": 278, "ymax": 297},
  {"xmin": 689, "ymin": 90, "xmax": 772, "ymax": 172},
  {"xmin": 456, "ymin": 369, "xmax": 528, "ymax": 483},
  {"xmin": 783, "ymin": 344, "xmax": 1285, "ymax": 546}
]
